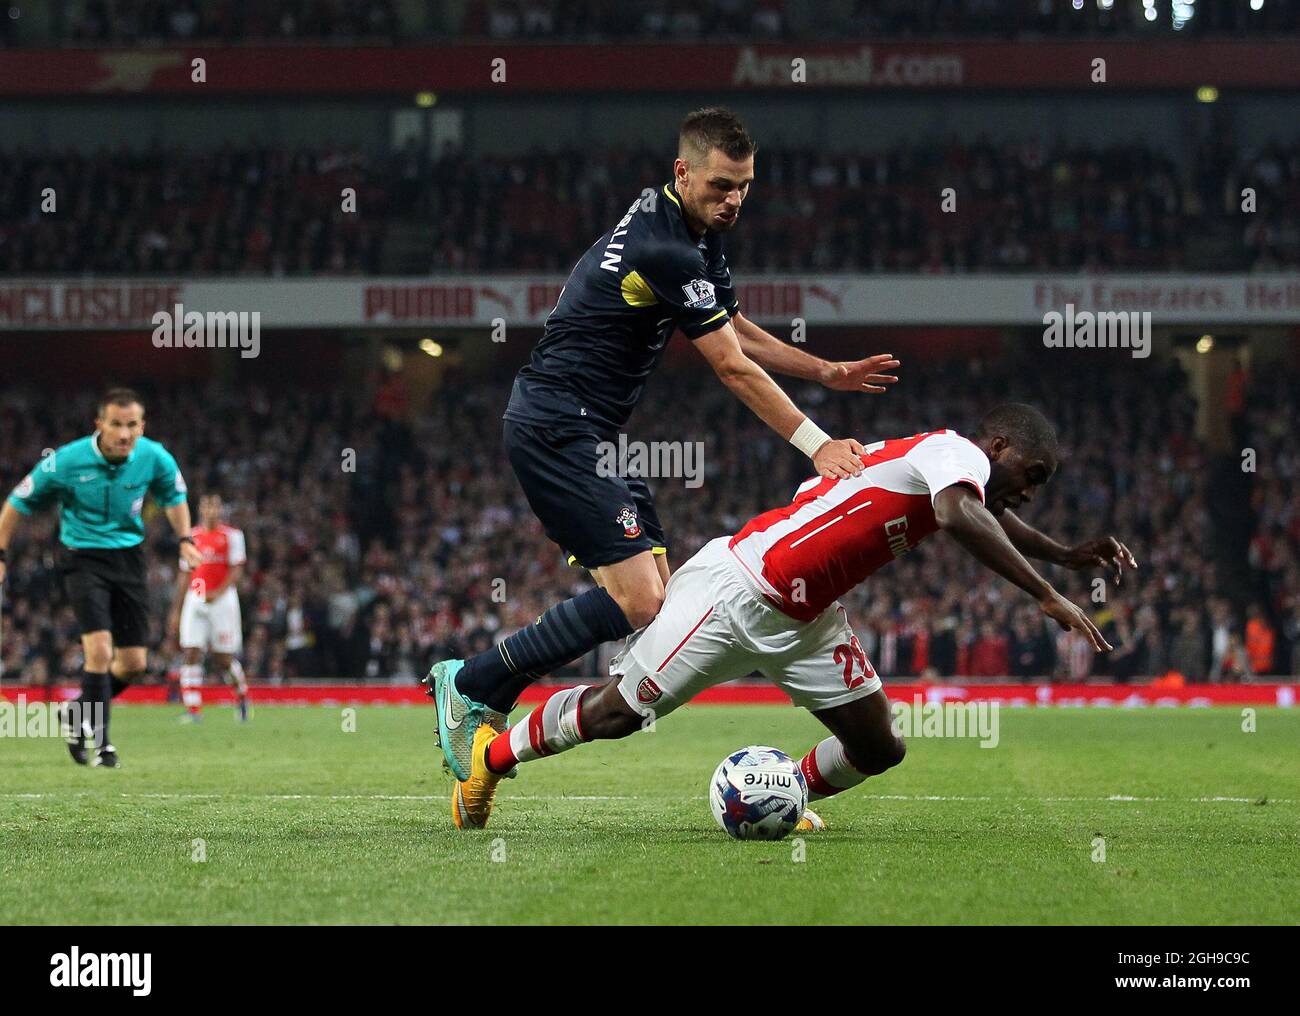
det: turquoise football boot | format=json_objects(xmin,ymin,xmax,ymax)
[{"xmin": 423, "ymin": 659, "xmax": 510, "ymax": 782}]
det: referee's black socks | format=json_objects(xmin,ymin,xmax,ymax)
[
  {"xmin": 457, "ymin": 587, "xmax": 634, "ymax": 713},
  {"xmin": 79, "ymin": 670, "xmax": 112, "ymax": 748}
]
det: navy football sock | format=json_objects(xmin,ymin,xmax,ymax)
[{"xmin": 457, "ymin": 587, "xmax": 634, "ymax": 713}]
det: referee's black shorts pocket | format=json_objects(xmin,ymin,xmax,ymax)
[{"xmin": 504, "ymin": 419, "xmax": 664, "ymax": 570}]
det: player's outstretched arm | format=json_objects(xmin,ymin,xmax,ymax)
[
  {"xmin": 694, "ymin": 321, "xmax": 864, "ymax": 479},
  {"xmin": 998, "ymin": 509, "xmax": 1139, "ymax": 587},
  {"xmin": 935, "ymin": 486, "xmax": 1112, "ymax": 652},
  {"xmin": 731, "ymin": 312, "xmax": 901, "ymax": 392}
]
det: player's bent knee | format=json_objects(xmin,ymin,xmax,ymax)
[
  {"xmin": 579, "ymin": 684, "xmax": 643, "ymax": 741},
  {"xmin": 611, "ymin": 586, "xmax": 665, "ymax": 630},
  {"xmin": 843, "ymin": 733, "xmax": 906, "ymax": 777}
]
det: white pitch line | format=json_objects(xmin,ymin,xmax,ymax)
[
  {"xmin": 0, "ymin": 792, "xmax": 638, "ymax": 802},
  {"xmin": 0, "ymin": 792, "xmax": 1293, "ymax": 804},
  {"xmin": 858, "ymin": 793, "xmax": 1297, "ymax": 804}
]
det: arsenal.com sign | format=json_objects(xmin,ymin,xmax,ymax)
[
  {"xmin": 733, "ymin": 45, "xmax": 963, "ymax": 88},
  {"xmin": 1, "ymin": 42, "xmax": 1297, "ymax": 96},
  {"xmin": 1, "ymin": 275, "xmax": 1298, "ymax": 330}
]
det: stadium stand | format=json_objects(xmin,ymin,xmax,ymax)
[
  {"xmin": 2, "ymin": 138, "xmax": 1297, "ymax": 274},
  {"xmin": 3, "ymin": 351, "xmax": 1296, "ymax": 684}
]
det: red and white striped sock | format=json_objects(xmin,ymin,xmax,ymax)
[
  {"xmin": 486, "ymin": 685, "xmax": 591, "ymax": 774},
  {"xmin": 799, "ymin": 736, "xmax": 868, "ymax": 801},
  {"xmin": 180, "ymin": 664, "xmax": 203, "ymax": 715}
]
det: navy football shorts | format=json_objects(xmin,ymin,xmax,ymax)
[{"xmin": 504, "ymin": 418, "xmax": 666, "ymax": 570}]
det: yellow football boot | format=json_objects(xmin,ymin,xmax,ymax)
[
  {"xmin": 452, "ymin": 725, "xmax": 506, "ymax": 829},
  {"xmin": 794, "ymin": 808, "xmax": 826, "ymax": 832}
]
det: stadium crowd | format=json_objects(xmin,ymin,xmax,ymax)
[
  {"xmin": 0, "ymin": 145, "xmax": 385, "ymax": 276},
  {"xmin": 6, "ymin": 0, "xmax": 1295, "ymax": 46},
  {"xmin": 1, "ymin": 351, "xmax": 1296, "ymax": 686},
  {"xmin": 429, "ymin": 137, "xmax": 1300, "ymax": 273},
  {"xmin": 2, "ymin": 137, "xmax": 1297, "ymax": 275}
]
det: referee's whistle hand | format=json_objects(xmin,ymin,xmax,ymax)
[{"xmin": 813, "ymin": 438, "xmax": 866, "ymax": 480}]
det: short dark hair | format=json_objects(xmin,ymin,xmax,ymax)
[
  {"xmin": 976, "ymin": 403, "xmax": 1058, "ymax": 458},
  {"xmin": 678, "ymin": 107, "xmax": 756, "ymax": 164},
  {"xmin": 99, "ymin": 387, "xmax": 144, "ymax": 416}
]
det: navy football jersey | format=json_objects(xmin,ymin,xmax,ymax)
[{"xmin": 504, "ymin": 181, "xmax": 739, "ymax": 432}]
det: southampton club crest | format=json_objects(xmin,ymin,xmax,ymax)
[{"xmin": 616, "ymin": 506, "xmax": 641, "ymax": 539}]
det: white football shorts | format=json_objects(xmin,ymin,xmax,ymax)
[
  {"xmin": 179, "ymin": 586, "xmax": 243, "ymax": 654},
  {"xmin": 612, "ymin": 537, "xmax": 882, "ymax": 718}
]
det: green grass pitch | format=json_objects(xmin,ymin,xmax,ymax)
[{"xmin": 2, "ymin": 702, "xmax": 1297, "ymax": 924}]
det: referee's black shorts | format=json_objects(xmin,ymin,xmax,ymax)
[
  {"xmin": 504, "ymin": 418, "xmax": 666, "ymax": 570},
  {"xmin": 59, "ymin": 545, "xmax": 151, "ymax": 646}
]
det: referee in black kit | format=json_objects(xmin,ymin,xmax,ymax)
[{"xmin": 0, "ymin": 388, "xmax": 201, "ymax": 767}]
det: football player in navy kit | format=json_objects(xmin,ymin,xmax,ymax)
[{"xmin": 430, "ymin": 107, "xmax": 903, "ymax": 826}]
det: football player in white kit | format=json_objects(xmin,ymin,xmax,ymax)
[
  {"xmin": 447, "ymin": 404, "xmax": 1136, "ymax": 830},
  {"xmin": 167, "ymin": 493, "xmax": 250, "ymax": 722}
]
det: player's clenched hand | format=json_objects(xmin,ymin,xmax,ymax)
[
  {"xmin": 1039, "ymin": 591, "xmax": 1112, "ymax": 652},
  {"xmin": 1062, "ymin": 536, "xmax": 1138, "ymax": 586},
  {"xmin": 813, "ymin": 438, "xmax": 865, "ymax": 479},
  {"xmin": 822, "ymin": 354, "xmax": 901, "ymax": 394}
]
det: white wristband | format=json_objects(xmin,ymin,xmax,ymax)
[{"xmin": 789, "ymin": 418, "xmax": 832, "ymax": 459}]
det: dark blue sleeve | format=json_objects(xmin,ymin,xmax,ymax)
[{"xmin": 631, "ymin": 241, "xmax": 731, "ymax": 340}]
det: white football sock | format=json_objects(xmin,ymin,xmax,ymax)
[{"xmin": 799, "ymin": 736, "xmax": 868, "ymax": 801}]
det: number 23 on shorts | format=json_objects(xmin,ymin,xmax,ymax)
[{"xmin": 834, "ymin": 634, "xmax": 874, "ymax": 690}]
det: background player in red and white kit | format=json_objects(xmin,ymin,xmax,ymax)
[
  {"xmin": 449, "ymin": 404, "xmax": 1137, "ymax": 829},
  {"xmin": 167, "ymin": 493, "xmax": 250, "ymax": 722}
]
